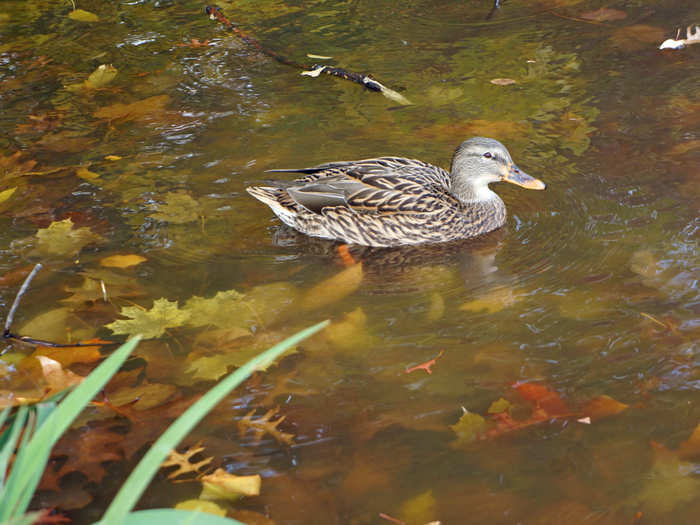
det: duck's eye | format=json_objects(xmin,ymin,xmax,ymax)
[{"xmin": 483, "ymin": 152, "xmax": 493, "ymax": 159}]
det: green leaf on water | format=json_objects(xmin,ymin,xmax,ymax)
[{"xmin": 106, "ymin": 298, "xmax": 190, "ymax": 339}]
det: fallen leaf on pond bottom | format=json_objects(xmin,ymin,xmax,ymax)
[
  {"xmin": 426, "ymin": 292, "xmax": 445, "ymax": 321},
  {"xmin": 183, "ymin": 289, "xmax": 249, "ymax": 329},
  {"xmin": 610, "ymin": 25, "xmax": 666, "ymax": 51},
  {"xmin": 0, "ymin": 151, "xmax": 37, "ymax": 181},
  {"xmin": 678, "ymin": 422, "xmax": 700, "ymax": 460},
  {"xmin": 671, "ymin": 139, "xmax": 700, "ymax": 155},
  {"xmin": 490, "ymin": 78, "xmax": 516, "ymax": 85},
  {"xmin": 513, "ymin": 382, "xmax": 568, "ymax": 415},
  {"xmin": 150, "ymin": 191, "xmax": 201, "ymax": 224},
  {"xmin": 174, "ymin": 500, "xmax": 226, "ymax": 516},
  {"xmin": 51, "ymin": 424, "xmax": 123, "ymax": 483},
  {"xmin": 582, "ymin": 394, "xmax": 629, "ymax": 420},
  {"xmin": 106, "ymin": 382, "xmax": 177, "ymax": 411},
  {"xmin": 100, "ymin": 254, "xmax": 147, "ymax": 268},
  {"xmin": 321, "ymin": 307, "xmax": 376, "ymax": 352},
  {"xmin": 632, "ymin": 441, "xmax": 700, "ymax": 513},
  {"xmin": 579, "ymin": 8, "xmax": 627, "ymax": 22},
  {"xmin": 68, "ymin": 9, "xmax": 99, "ymax": 22},
  {"xmin": 19, "ymin": 306, "xmax": 94, "ymax": 344},
  {"xmin": 75, "ymin": 166, "xmax": 99, "ymax": 180},
  {"xmin": 460, "ymin": 286, "xmax": 520, "ymax": 314},
  {"xmin": 32, "ymin": 356, "xmax": 83, "ymax": 391},
  {"xmin": 93, "ymin": 94, "xmax": 170, "ymax": 123},
  {"xmin": 104, "ymin": 154, "xmax": 122, "ymax": 161},
  {"xmin": 106, "ymin": 298, "xmax": 190, "ymax": 339},
  {"xmin": 200, "ymin": 468, "xmax": 261, "ymax": 500},
  {"xmin": 162, "ymin": 441, "xmax": 213, "ymax": 480},
  {"xmin": 33, "ymin": 218, "xmax": 103, "ymax": 257},
  {"xmin": 238, "ymin": 407, "xmax": 295, "ymax": 445},
  {"xmin": 487, "ymin": 397, "xmax": 513, "ymax": 414},
  {"xmin": 29, "ymin": 341, "xmax": 104, "ymax": 367},
  {"xmin": 299, "ymin": 263, "xmax": 363, "ymax": 311},
  {"xmin": 0, "ymin": 187, "xmax": 16, "ymax": 204},
  {"xmin": 398, "ymin": 490, "xmax": 436, "ymax": 525}
]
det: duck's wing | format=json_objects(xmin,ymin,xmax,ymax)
[{"xmin": 269, "ymin": 157, "xmax": 454, "ymax": 215}]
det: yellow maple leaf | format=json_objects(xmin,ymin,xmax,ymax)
[
  {"xmin": 33, "ymin": 218, "xmax": 103, "ymax": 257},
  {"xmin": 106, "ymin": 298, "xmax": 189, "ymax": 339},
  {"xmin": 100, "ymin": 254, "xmax": 147, "ymax": 268}
]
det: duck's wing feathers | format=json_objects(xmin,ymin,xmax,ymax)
[{"xmin": 270, "ymin": 157, "xmax": 454, "ymax": 215}]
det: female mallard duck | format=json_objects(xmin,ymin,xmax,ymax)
[{"xmin": 247, "ymin": 137, "xmax": 545, "ymax": 247}]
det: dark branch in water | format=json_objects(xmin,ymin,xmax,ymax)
[
  {"xmin": 2, "ymin": 263, "xmax": 113, "ymax": 351},
  {"xmin": 487, "ymin": 0, "xmax": 504, "ymax": 21},
  {"xmin": 204, "ymin": 5, "xmax": 410, "ymax": 105}
]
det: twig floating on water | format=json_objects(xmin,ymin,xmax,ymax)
[{"xmin": 205, "ymin": 5, "xmax": 411, "ymax": 105}]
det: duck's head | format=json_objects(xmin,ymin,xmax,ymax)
[{"xmin": 450, "ymin": 137, "xmax": 545, "ymax": 201}]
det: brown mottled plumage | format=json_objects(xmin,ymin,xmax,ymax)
[{"xmin": 247, "ymin": 137, "xmax": 545, "ymax": 247}]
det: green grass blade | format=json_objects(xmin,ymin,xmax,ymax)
[
  {"xmin": 101, "ymin": 321, "xmax": 328, "ymax": 525},
  {"xmin": 0, "ymin": 406, "xmax": 28, "ymax": 493},
  {"xmin": 0, "ymin": 336, "xmax": 141, "ymax": 520}
]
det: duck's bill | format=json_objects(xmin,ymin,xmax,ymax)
[{"xmin": 502, "ymin": 164, "xmax": 546, "ymax": 190}]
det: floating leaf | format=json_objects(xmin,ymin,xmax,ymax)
[
  {"xmin": 299, "ymin": 263, "xmax": 363, "ymax": 311},
  {"xmin": 85, "ymin": 64, "xmax": 118, "ymax": 88},
  {"xmin": 150, "ymin": 191, "xmax": 201, "ymax": 224},
  {"xmin": 33, "ymin": 218, "xmax": 103, "ymax": 257},
  {"xmin": 106, "ymin": 298, "xmax": 189, "ymax": 339},
  {"xmin": 200, "ymin": 468, "xmax": 261, "ymax": 501},
  {"xmin": 68, "ymin": 9, "xmax": 99, "ymax": 22},
  {"xmin": 100, "ymin": 254, "xmax": 147, "ymax": 268},
  {"xmin": 490, "ymin": 78, "xmax": 516, "ymax": 85},
  {"xmin": 451, "ymin": 409, "xmax": 487, "ymax": 447}
]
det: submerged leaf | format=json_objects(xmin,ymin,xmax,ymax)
[
  {"xmin": 106, "ymin": 298, "xmax": 189, "ymax": 339},
  {"xmin": 93, "ymin": 94, "xmax": 170, "ymax": 122},
  {"xmin": 174, "ymin": 500, "xmax": 227, "ymax": 516},
  {"xmin": 162, "ymin": 442, "xmax": 213, "ymax": 480},
  {"xmin": 100, "ymin": 254, "xmax": 147, "ymax": 268},
  {"xmin": 85, "ymin": 64, "xmax": 118, "ymax": 88},
  {"xmin": 451, "ymin": 409, "xmax": 487, "ymax": 447},
  {"xmin": 33, "ymin": 218, "xmax": 103, "ymax": 257},
  {"xmin": 579, "ymin": 8, "xmax": 627, "ymax": 22},
  {"xmin": 200, "ymin": 468, "xmax": 261, "ymax": 501},
  {"xmin": 68, "ymin": 9, "xmax": 99, "ymax": 22},
  {"xmin": 150, "ymin": 191, "xmax": 201, "ymax": 224},
  {"xmin": 0, "ymin": 186, "xmax": 16, "ymax": 204},
  {"xmin": 299, "ymin": 263, "xmax": 363, "ymax": 311},
  {"xmin": 582, "ymin": 395, "xmax": 629, "ymax": 420}
]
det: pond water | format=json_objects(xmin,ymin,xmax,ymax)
[{"xmin": 1, "ymin": 0, "xmax": 699, "ymax": 523}]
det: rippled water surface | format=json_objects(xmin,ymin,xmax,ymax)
[{"xmin": 1, "ymin": 1, "xmax": 699, "ymax": 523}]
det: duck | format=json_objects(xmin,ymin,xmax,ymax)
[{"xmin": 246, "ymin": 137, "xmax": 545, "ymax": 247}]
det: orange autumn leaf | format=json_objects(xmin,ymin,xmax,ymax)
[
  {"xmin": 29, "ymin": 344, "xmax": 102, "ymax": 367},
  {"xmin": 582, "ymin": 395, "xmax": 629, "ymax": 420},
  {"xmin": 678, "ymin": 422, "xmax": 700, "ymax": 460},
  {"xmin": 100, "ymin": 254, "xmax": 148, "ymax": 268},
  {"xmin": 513, "ymin": 382, "xmax": 568, "ymax": 415},
  {"xmin": 162, "ymin": 441, "xmax": 214, "ymax": 480}
]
